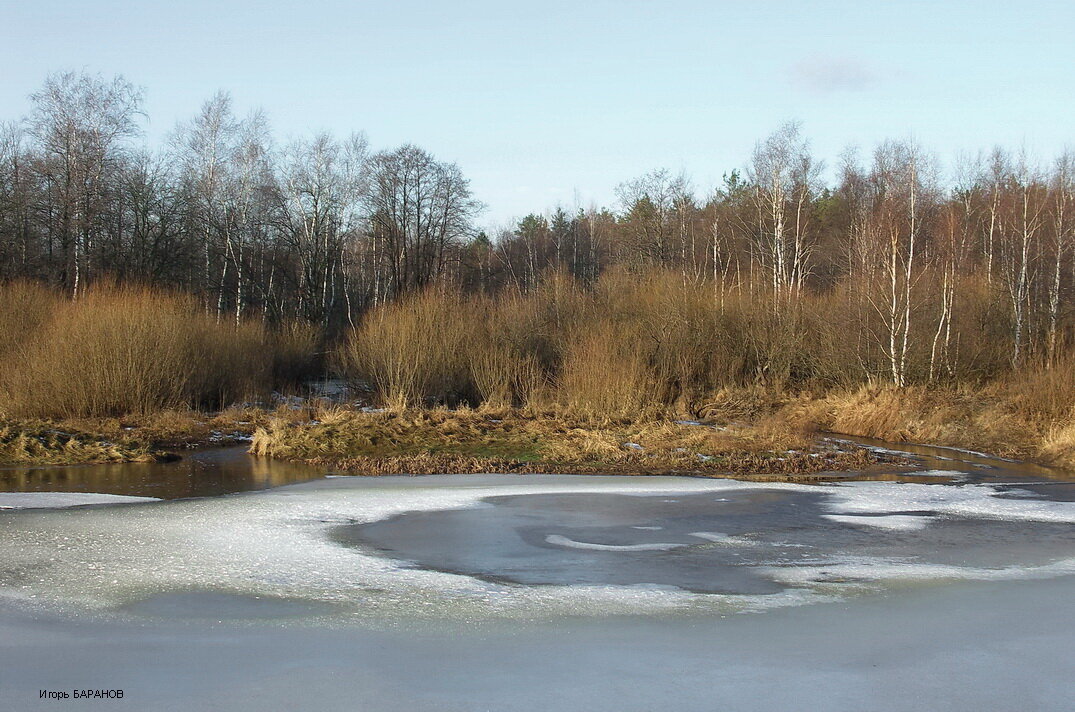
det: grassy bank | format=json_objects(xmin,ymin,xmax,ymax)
[
  {"xmin": 770, "ymin": 382, "xmax": 1075, "ymax": 469},
  {"xmin": 0, "ymin": 281, "xmax": 318, "ymax": 465},
  {"xmin": 249, "ymin": 407, "xmax": 891, "ymax": 480},
  {"xmin": 4, "ymin": 275, "xmax": 1075, "ymax": 474},
  {"xmin": 0, "ymin": 406, "xmax": 282, "ymax": 465},
  {"xmin": 0, "ymin": 420, "xmax": 159, "ymax": 465}
]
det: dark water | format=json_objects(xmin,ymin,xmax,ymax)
[
  {"xmin": 2, "ymin": 432, "xmax": 1073, "ymax": 504},
  {"xmin": 337, "ymin": 487, "xmax": 1075, "ymax": 594},
  {"xmin": 0, "ymin": 446, "xmax": 324, "ymax": 499}
]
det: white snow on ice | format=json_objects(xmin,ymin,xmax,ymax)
[
  {"xmin": 689, "ymin": 531, "xmax": 762, "ymax": 545},
  {"xmin": 0, "ymin": 474, "xmax": 1072, "ymax": 620},
  {"xmin": 823, "ymin": 514, "xmax": 932, "ymax": 531},
  {"xmin": 0, "ymin": 492, "xmax": 160, "ymax": 510},
  {"xmin": 820, "ymin": 480, "xmax": 1075, "ymax": 525}
]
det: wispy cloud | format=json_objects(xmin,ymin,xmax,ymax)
[{"xmin": 788, "ymin": 56, "xmax": 878, "ymax": 94}]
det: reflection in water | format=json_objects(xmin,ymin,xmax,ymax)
[{"xmin": 0, "ymin": 446, "xmax": 326, "ymax": 499}]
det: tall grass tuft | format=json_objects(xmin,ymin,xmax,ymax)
[{"xmin": 337, "ymin": 288, "xmax": 472, "ymax": 410}]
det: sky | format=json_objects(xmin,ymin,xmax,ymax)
[{"xmin": 2, "ymin": 0, "xmax": 1073, "ymax": 228}]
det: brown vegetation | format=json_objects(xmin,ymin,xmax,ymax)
[
  {"xmin": 771, "ymin": 369, "xmax": 1075, "ymax": 468},
  {"xmin": 0, "ymin": 282, "xmax": 317, "ymax": 420},
  {"xmin": 328, "ymin": 271, "xmax": 1075, "ymax": 471},
  {"xmin": 0, "ymin": 282, "xmax": 320, "ymax": 463},
  {"xmin": 0, "ymin": 420, "xmax": 158, "ymax": 465},
  {"xmin": 250, "ymin": 407, "xmax": 887, "ymax": 479}
]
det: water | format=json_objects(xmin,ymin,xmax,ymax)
[
  {"xmin": 0, "ymin": 446, "xmax": 324, "ymax": 499},
  {"xmin": 0, "ymin": 438, "xmax": 1073, "ymax": 710},
  {"xmin": 1, "ymin": 466, "xmax": 1073, "ymax": 619},
  {"xmin": 339, "ymin": 488, "xmax": 1075, "ymax": 594}
]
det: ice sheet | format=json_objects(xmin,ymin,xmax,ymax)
[{"xmin": 0, "ymin": 474, "xmax": 1072, "ymax": 621}]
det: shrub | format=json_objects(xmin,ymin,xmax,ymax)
[
  {"xmin": 1, "ymin": 284, "xmax": 274, "ymax": 418},
  {"xmin": 337, "ymin": 288, "xmax": 471, "ymax": 409}
]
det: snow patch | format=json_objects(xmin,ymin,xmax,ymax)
[
  {"xmin": 823, "ymin": 514, "xmax": 932, "ymax": 531},
  {"xmin": 765, "ymin": 555, "xmax": 1075, "ymax": 587},
  {"xmin": 820, "ymin": 481, "xmax": 1075, "ymax": 525}
]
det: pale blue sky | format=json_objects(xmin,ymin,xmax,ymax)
[{"xmin": 2, "ymin": 0, "xmax": 1073, "ymax": 227}]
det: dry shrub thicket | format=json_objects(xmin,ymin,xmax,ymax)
[
  {"xmin": 0, "ymin": 282, "xmax": 317, "ymax": 419},
  {"xmin": 333, "ymin": 269, "xmax": 1075, "ymax": 466},
  {"xmin": 5, "ymin": 267, "xmax": 1075, "ymax": 467},
  {"xmin": 336, "ymin": 268, "xmax": 1015, "ymax": 413}
]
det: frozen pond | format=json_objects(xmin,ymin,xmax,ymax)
[
  {"xmin": 0, "ymin": 440, "xmax": 1073, "ymax": 709},
  {"xmin": 341, "ymin": 487, "xmax": 1075, "ymax": 595},
  {"xmin": 3, "ymin": 471, "xmax": 1074, "ymax": 619}
]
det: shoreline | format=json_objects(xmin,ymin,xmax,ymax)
[{"xmin": 6, "ymin": 399, "xmax": 1073, "ymax": 484}]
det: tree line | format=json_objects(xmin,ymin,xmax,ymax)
[
  {"xmin": 0, "ymin": 71, "xmax": 481, "ymax": 329},
  {"xmin": 1, "ymin": 71, "xmax": 1073, "ymax": 385}
]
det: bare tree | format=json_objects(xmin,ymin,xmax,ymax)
[
  {"xmin": 29, "ymin": 71, "xmax": 143, "ymax": 296},
  {"xmin": 274, "ymin": 132, "xmax": 368, "ymax": 325},
  {"xmin": 0, "ymin": 122, "xmax": 36, "ymax": 277},
  {"xmin": 1048, "ymin": 151, "xmax": 1075, "ymax": 363},
  {"xmin": 863, "ymin": 140, "xmax": 936, "ymax": 386},
  {"xmin": 365, "ymin": 145, "xmax": 480, "ymax": 297},
  {"xmin": 171, "ymin": 91, "xmax": 239, "ymax": 313},
  {"xmin": 615, "ymin": 169, "xmax": 691, "ymax": 268},
  {"xmin": 997, "ymin": 152, "xmax": 1048, "ymax": 365}
]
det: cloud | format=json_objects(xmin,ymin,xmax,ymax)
[{"xmin": 788, "ymin": 56, "xmax": 878, "ymax": 94}]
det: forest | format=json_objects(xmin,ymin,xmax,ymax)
[{"xmin": 2, "ymin": 71, "xmax": 1075, "ymax": 470}]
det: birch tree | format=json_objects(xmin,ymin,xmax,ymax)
[
  {"xmin": 747, "ymin": 121, "xmax": 821, "ymax": 299},
  {"xmin": 29, "ymin": 71, "xmax": 143, "ymax": 296},
  {"xmin": 365, "ymin": 145, "xmax": 480, "ymax": 297},
  {"xmin": 866, "ymin": 140, "xmax": 935, "ymax": 386}
]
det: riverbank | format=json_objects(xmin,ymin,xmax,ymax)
[
  {"xmin": 248, "ymin": 407, "xmax": 893, "ymax": 479},
  {"xmin": 6, "ymin": 378, "xmax": 1075, "ymax": 479},
  {"xmin": 768, "ymin": 384, "xmax": 1075, "ymax": 470},
  {"xmin": 5, "ymin": 386, "xmax": 1071, "ymax": 480},
  {"xmin": 0, "ymin": 407, "xmax": 268, "ymax": 466}
]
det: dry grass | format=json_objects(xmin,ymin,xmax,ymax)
[
  {"xmin": 0, "ymin": 401, "xmax": 316, "ymax": 465},
  {"xmin": 0, "ymin": 420, "xmax": 160, "ymax": 465},
  {"xmin": 757, "ymin": 372, "xmax": 1075, "ymax": 468},
  {"xmin": 249, "ymin": 406, "xmax": 887, "ymax": 478}
]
